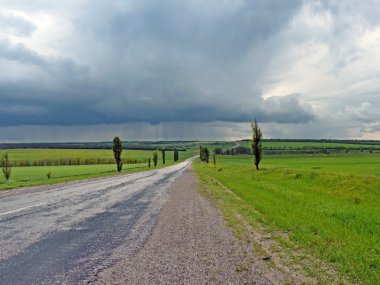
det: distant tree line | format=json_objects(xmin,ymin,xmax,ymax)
[
  {"xmin": 239, "ymin": 139, "xmax": 380, "ymax": 146},
  {"xmin": 0, "ymin": 142, "xmax": 187, "ymax": 151},
  {"xmin": 3, "ymin": 139, "xmax": 380, "ymax": 150},
  {"xmin": 215, "ymin": 146, "xmax": 251, "ymax": 155},
  {"xmin": 214, "ymin": 146, "xmax": 379, "ymax": 156}
]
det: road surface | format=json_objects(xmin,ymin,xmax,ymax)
[
  {"xmin": 0, "ymin": 160, "xmax": 192, "ymax": 285},
  {"xmin": 95, "ymin": 166, "xmax": 284, "ymax": 285}
]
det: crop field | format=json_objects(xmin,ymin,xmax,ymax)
[
  {"xmin": 0, "ymin": 141, "xmax": 236, "ymax": 190},
  {"xmin": 194, "ymin": 153, "xmax": 380, "ymax": 284},
  {"xmin": 0, "ymin": 142, "xmax": 232, "ymax": 165},
  {"xmin": 0, "ymin": 148, "xmax": 194, "ymax": 190},
  {"xmin": 0, "ymin": 164, "xmax": 145, "ymax": 190},
  {"xmin": 0, "ymin": 149, "xmax": 188, "ymax": 163},
  {"xmin": 239, "ymin": 140, "xmax": 380, "ymax": 149}
]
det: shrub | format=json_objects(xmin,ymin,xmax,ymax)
[
  {"xmin": 1, "ymin": 153, "xmax": 12, "ymax": 181},
  {"xmin": 153, "ymin": 151, "xmax": 158, "ymax": 167},
  {"xmin": 161, "ymin": 148, "xmax": 166, "ymax": 164},
  {"xmin": 174, "ymin": 149, "xmax": 179, "ymax": 162}
]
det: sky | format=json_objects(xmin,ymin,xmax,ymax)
[{"xmin": 0, "ymin": 0, "xmax": 380, "ymax": 142}]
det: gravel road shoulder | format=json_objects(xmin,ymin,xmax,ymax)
[{"xmin": 96, "ymin": 167, "xmax": 287, "ymax": 285}]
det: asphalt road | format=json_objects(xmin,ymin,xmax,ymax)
[{"xmin": 0, "ymin": 159, "xmax": 192, "ymax": 285}]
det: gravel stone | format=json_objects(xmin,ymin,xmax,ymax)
[{"xmin": 96, "ymin": 167, "xmax": 284, "ymax": 285}]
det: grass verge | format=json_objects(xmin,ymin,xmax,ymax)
[{"xmin": 194, "ymin": 155, "xmax": 380, "ymax": 284}]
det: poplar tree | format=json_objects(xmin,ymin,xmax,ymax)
[
  {"xmin": 250, "ymin": 119, "xmax": 263, "ymax": 170},
  {"xmin": 1, "ymin": 153, "xmax": 12, "ymax": 181},
  {"xmin": 174, "ymin": 149, "xmax": 179, "ymax": 162},
  {"xmin": 112, "ymin": 136, "xmax": 123, "ymax": 172},
  {"xmin": 153, "ymin": 151, "xmax": 158, "ymax": 167},
  {"xmin": 199, "ymin": 146, "xmax": 210, "ymax": 163},
  {"xmin": 161, "ymin": 148, "xmax": 166, "ymax": 165}
]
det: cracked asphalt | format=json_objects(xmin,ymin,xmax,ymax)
[{"xmin": 0, "ymin": 160, "xmax": 192, "ymax": 285}]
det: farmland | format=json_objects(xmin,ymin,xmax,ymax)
[
  {"xmin": 237, "ymin": 140, "xmax": 380, "ymax": 153},
  {"xmin": 0, "ymin": 140, "xmax": 238, "ymax": 190},
  {"xmin": 0, "ymin": 148, "xmax": 194, "ymax": 190},
  {"xmin": 194, "ymin": 153, "xmax": 380, "ymax": 284},
  {"xmin": 262, "ymin": 140, "xmax": 380, "ymax": 149},
  {"xmin": 0, "ymin": 149, "xmax": 185, "ymax": 165}
]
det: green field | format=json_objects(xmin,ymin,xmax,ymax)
[
  {"xmin": 0, "ymin": 148, "xmax": 194, "ymax": 190},
  {"xmin": 194, "ymin": 154, "xmax": 380, "ymax": 284},
  {"xmin": 0, "ymin": 148, "xmax": 186, "ymax": 162},
  {"xmin": 0, "ymin": 164, "xmax": 145, "ymax": 190},
  {"xmin": 239, "ymin": 140, "xmax": 380, "ymax": 149},
  {"xmin": 0, "ymin": 142, "xmax": 239, "ymax": 190}
]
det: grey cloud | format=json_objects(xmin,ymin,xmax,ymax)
[
  {"xmin": 0, "ymin": 122, "xmax": 253, "ymax": 142},
  {"xmin": 0, "ymin": 39, "xmax": 89, "ymax": 76},
  {"xmin": 344, "ymin": 102, "xmax": 379, "ymax": 123},
  {"xmin": 259, "ymin": 95, "xmax": 314, "ymax": 124},
  {"xmin": 361, "ymin": 123, "xmax": 380, "ymax": 134},
  {"xmin": 0, "ymin": 0, "xmax": 313, "ymax": 128},
  {"xmin": 262, "ymin": 120, "xmax": 350, "ymax": 140},
  {"xmin": 0, "ymin": 104, "xmax": 45, "ymax": 115},
  {"xmin": 2, "ymin": 0, "xmax": 379, "ymax": 141},
  {"xmin": 0, "ymin": 39, "xmax": 44, "ymax": 66},
  {"xmin": 0, "ymin": 13, "xmax": 37, "ymax": 36}
]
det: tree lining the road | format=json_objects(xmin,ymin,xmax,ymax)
[
  {"xmin": 250, "ymin": 119, "xmax": 263, "ymax": 171},
  {"xmin": 1, "ymin": 153, "xmax": 12, "ymax": 181},
  {"xmin": 113, "ymin": 137, "xmax": 123, "ymax": 172}
]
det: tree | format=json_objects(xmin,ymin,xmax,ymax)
[
  {"xmin": 153, "ymin": 151, "xmax": 158, "ymax": 167},
  {"xmin": 1, "ymin": 153, "xmax": 12, "ymax": 181},
  {"xmin": 250, "ymin": 119, "xmax": 263, "ymax": 170},
  {"xmin": 112, "ymin": 136, "xmax": 123, "ymax": 172},
  {"xmin": 161, "ymin": 148, "xmax": 166, "ymax": 165},
  {"xmin": 148, "ymin": 157, "xmax": 151, "ymax": 168},
  {"xmin": 174, "ymin": 149, "xmax": 179, "ymax": 162},
  {"xmin": 199, "ymin": 146, "xmax": 210, "ymax": 163},
  {"xmin": 200, "ymin": 146, "xmax": 205, "ymax": 161},
  {"xmin": 213, "ymin": 150, "xmax": 216, "ymax": 166}
]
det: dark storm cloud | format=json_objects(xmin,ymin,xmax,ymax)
[{"xmin": 0, "ymin": 0, "xmax": 315, "ymax": 127}]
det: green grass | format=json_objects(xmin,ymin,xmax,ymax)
[
  {"xmin": 0, "ymin": 149, "xmax": 194, "ymax": 190},
  {"xmin": 194, "ymin": 154, "xmax": 380, "ymax": 284},
  {"xmin": 0, "ymin": 164, "xmax": 143, "ymax": 190},
  {"xmin": 0, "ymin": 148, "xmax": 190, "ymax": 162}
]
